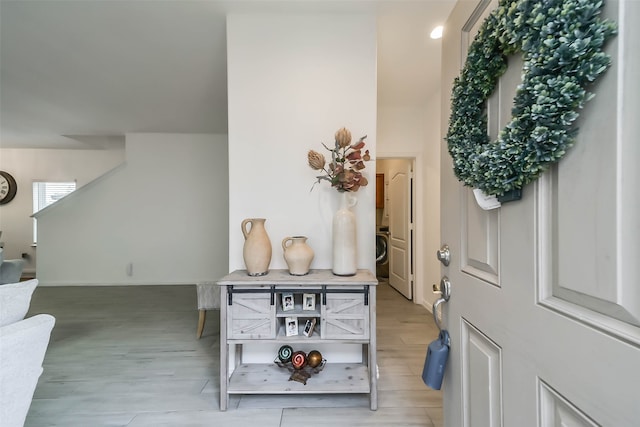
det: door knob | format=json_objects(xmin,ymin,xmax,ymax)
[
  {"xmin": 432, "ymin": 276, "xmax": 451, "ymax": 301},
  {"xmin": 436, "ymin": 245, "xmax": 450, "ymax": 266},
  {"xmin": 432, "ymin": 276, "xmax": 451, "ymax": 332}
]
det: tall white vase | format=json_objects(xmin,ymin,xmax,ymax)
[{"xmin": 332, "ymin": 192, "xmax": 357, "ymax": 276}]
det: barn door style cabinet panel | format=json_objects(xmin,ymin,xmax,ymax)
[{"xmin": 217, "ymin": 269, "xmax": 378, "ymax": 411}]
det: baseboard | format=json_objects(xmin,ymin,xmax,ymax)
[{"xmin": 36, "ymin": 281, "xmax": 198, "ymax": 287}]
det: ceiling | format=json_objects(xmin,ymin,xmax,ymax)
[{"xmin": 0, "ymin": 0, "xmax": 455, "ymax": 150}]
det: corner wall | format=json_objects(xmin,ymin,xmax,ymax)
[{"xmin": 35, "ymin": 133, "xmax": 229, "ymax": 285}]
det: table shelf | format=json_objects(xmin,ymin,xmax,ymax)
[{"xmin": 228, "ymin": 363, "xmax": 371, "ymax": 394}]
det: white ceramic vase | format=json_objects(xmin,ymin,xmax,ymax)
[
  {"xmin": 282, "ymin": 236, "xmax": 314, "ymax": 276},
  {"xmin": 332, "ymin": 192, "xmax": 357, "ymax": 276},
  {"xmin": 241, "ymin": 218, "xmax": 272, "ymax": 276}
]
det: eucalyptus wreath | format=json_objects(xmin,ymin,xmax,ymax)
[{"xmin": 445, "ymin": 0, "xmax": 617, "ymax": 197}]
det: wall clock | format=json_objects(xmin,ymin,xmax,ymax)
[{"xmin": 0, "ymin": 171, "xmax": 17, "ymax": 205}]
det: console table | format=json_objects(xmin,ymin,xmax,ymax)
[{"xmin": 217, "ymin": 269, "xmax": 378, "ymax": 411}]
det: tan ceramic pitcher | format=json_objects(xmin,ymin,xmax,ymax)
[
  {"xmin": 282, "ymin": 236, "xmax": 314, "ymax": 276},
  {"xmin": 241, "ymin": 218, "xmax": 272, "ymax": 276}
]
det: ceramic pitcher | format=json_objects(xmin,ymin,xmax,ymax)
[
  {"xmin": 241, "ymin": 218, "xmax": 272, "ymax": 276},
  {"xmin": 282, "ymin": 236, "xmax": 314, "ymax": 276}
]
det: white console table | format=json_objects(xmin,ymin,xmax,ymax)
[{"xmin": 217, "ymin": 269, "xmax": 378, "ymax": 411}]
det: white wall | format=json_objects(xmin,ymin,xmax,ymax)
[
  {"xmin": 377, "ymin": 89, "xmax": 442, "ymax": 309},
  {"xmin": 0, "ymin": 148, "xmax": 125, "ymax": 273},
  {"xmin": 227, "ymin": 14, "xmax": 377, "ymax": 275},
  {"xmin": 35, "ymin": 133, "xmax": 229, "ymax": 285},
  {"xmin": 422, "ymin": 90, "xmax": 442, "ymax": 309}
]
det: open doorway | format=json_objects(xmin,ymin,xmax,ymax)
[{"xmin": 376, "ymin": 158, "xmax": 415, "ymax": 300}]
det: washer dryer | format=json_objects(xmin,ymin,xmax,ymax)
[{"xmin": 376, "ymin": 227, "xmax": 390, "ymax": 278}]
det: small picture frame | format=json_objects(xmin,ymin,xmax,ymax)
[
  {"xmin": 303, "ymin": 318, "xmax": 317, "ymax": 337},
  {"xmin": 303, "ymin": 293, "xmax": 316, "ymax": 311},
  {"xmin": 282, "ymin": 293, "xmax": 294, "ymax": 311},
  {"xmin": 286, "ymin": 317, "xmax": 298, "ymax": 336}
]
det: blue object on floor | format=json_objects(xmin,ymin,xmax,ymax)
[{"xmin": 422, "ymin": 329, "xmax": 450, "ymax": 390}]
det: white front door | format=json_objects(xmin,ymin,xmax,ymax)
[
  {"xmin": 440, "ymin": 1, "xmax": 640, "ymax": 426},
  {"xmin": 388, "ymin": 159, "xmax": 413, "ymax": 299}
]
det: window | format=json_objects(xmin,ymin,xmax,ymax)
[{"xmin": 32, "ymin": 181, "xmax": 76, "ymax": 243}]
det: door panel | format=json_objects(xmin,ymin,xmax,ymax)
[
  {"xmin": 228, "ymin": 293, "xmax": 275, "ymax": 339},
  {"xmin": 537, "ymin": 0, "xmax": 640, "ymax": 336},
  {"xmin": 461, "ymin": 190, "xmax": 500, "ymax": 285},
  {"xmin": 388, "ymin": 160, "xmax": 412, "ymax": 299},
  {"xmin": 461, "ymin": 319, "xmax": 502, "ymax": 427},
  {"xmin": 322, "ymin": 293, "xmax": 368, "ymax": 339},
  {"xmin": 441, "ymin": 0, "xmax": 640, "ymax": 425},
  {"xmin": 541, "ymin": 168, "xmax": 640, "ymax": 329},
  {"xmin": 538, "ymin": 380, "xmax": 599, "ymax": 427},
  {"xmin": 460, "ymin": 40, "xmax": 522, "ymax": 287}
]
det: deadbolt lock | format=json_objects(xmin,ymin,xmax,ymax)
[{"xmin": 436, "ymin": 245, "xmax": 450, "ymax": 266}]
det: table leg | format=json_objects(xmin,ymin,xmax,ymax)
[
  {"xmin": 369, "ymin": 286, "xmax": 378, "ymax": 410},
  {"xmin": 197, "ymin": 309, "xmax": 206, "ymax": 339},
  {"xmin": 220, "ymin": 287, "xmax": 228, "ymax": 411}
]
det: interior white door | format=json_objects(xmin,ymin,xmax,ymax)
[
  {"xmin": 440, "ymin": 1, "xmax": 640, "ymax": 426},
  {"xmin": 388, "ymin": 160, "xmax": 413, "ymax": 299}
]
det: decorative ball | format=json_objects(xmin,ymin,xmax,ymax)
[
  {"xmin": 278, "ymin": 345, "xmax": 293, "ymax": 363},
  {"xmin": 307, "ymin": 350, "xmax": 323, "ymax": 368},
  {"xmin": 291, "ymin": 351, "xmax": 307, "ymax": 370}
]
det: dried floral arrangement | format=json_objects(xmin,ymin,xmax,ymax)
[{"xmin": 307, "ymin": 127, "xmax": 371, "ymax": 192}]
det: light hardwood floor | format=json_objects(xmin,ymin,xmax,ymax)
[{"xmin": 25, "ymin": 279, "xmax": 442, "ymax": 426}]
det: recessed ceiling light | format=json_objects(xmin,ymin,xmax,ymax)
[{"xmin": 430, "ymin": 25, "xmax": 443, "ymax": 40}]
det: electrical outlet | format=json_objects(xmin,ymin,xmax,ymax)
[{"xmin": 126, "ymin": 263, "xmax": 133, "ymax": 277}]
